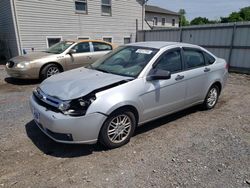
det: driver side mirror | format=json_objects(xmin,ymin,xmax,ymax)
[
  {"xmin": 68, "ymin": 49, "xmax": 76, "ymax": 54},
  {"xmin": 146, "ymin": 69, "xmax": 171, "ymax": 81}
]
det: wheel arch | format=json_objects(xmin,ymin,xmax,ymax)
[
  {"xmin": 210, "ymin": 81, "xmax": 222, "ymax": 95},
  {"xmin": 107, "ymin": 104, "xmax": 140, "ymax": 125},
  {"xmin": 39, "ymin": 62, "xmax": 64, "ymax": 78}
]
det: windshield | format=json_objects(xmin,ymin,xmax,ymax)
[
  {"xmin": 90, "ymin": 46, "xmax": 158, "ymax": 77},
  {"xmin": 45, "ymin": 41, "xmax": 74, "ymax": 54}
]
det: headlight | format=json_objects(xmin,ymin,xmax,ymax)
[
  {"xmin": 16, "ymin": 61, "xmax": 30, "ymax": 69},
  {"xmin": 58, "ymin": 101, "xmax": 70, "ymax": 111},
  {"xmin": 59, "ymin": 95, "xmax": 96, "ymax": 116}
]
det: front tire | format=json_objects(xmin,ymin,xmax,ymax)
[
  {"xmin": 203, "ymin": 85, "xmax": 219, "ymax": 110},
  {"xmin": 99, "ymin": 110, "xmax": 136, "ymax": 149},
  {"xmin": 40, "ymin": 64, "xmax": 61, "ymax": 80}
]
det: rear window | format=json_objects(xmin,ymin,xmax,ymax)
[
  {"xmin": 183, "ymin": 49, "xmax": 205, "ymax": 69},
  {"xmin": 93, "ymin": 42, "xmax": 112, "ymax": 52},
  {"xmin": 204, "ymin": 51, "xmax": 216, "ymax": 65}
]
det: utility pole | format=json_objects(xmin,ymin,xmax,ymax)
[{"xmin": 142, "ymin": 0, "xmax": 149, "ymax": 30}]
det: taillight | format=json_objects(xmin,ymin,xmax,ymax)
[{"xmin": 225, "ymin": 63, "xmax": 229, "ymax": 70}]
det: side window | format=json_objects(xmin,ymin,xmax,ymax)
[
  {"xmin": 93, "ymin": 42, "xmax": 112, "ymax": 51},
  {"xmin": 204, "ymin": 51, "xmax": 216, "ymax": 65},
  {"xmin": 72, "ymin": 42, "xmax": 90, "ymax": 53},
  {"xmin": 101, "ymin": 0, "xmax": 112, "ymax": 16},
  {"xmin": 75, "ymin": 0, "xmax": 88, "ymax": 14},
  {"xmin": 155, "ymin": 49, "xmax": 182, "ymax": 73},
  {"xmin": 102, "ymin": 37, "xmax": 112, "ymax": 43},
  {"xmin": 183, "ymin": 49, "xmax": 205, "ymax": 69}
]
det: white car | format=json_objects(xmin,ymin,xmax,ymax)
[{"xmin": 30, "ymin": 42, "xmax": 228, "ymax": 149}]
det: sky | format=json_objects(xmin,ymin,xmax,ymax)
[{"xmin": 148, "ymin": 0, "xmax": 250, "ymax": 21}]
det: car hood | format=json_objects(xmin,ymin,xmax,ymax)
[
  {"xmin": 10, "ymin": 52, "xmax": 55, "ymax": 62},
  {"xmin": 39, "ymin": 67, "xmax": 132, "ymax": 100}
]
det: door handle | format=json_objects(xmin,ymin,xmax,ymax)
[
  {"xmin": 204, "ymin": 67, "xmax": 211, "ymax": 72},
  {"xmin": 175, "ymin": 75, "xmax": 184, "ymax": 81},
  {"xmin": 87, "ymin": 56, "xmax": 92, "ymax": 59}
]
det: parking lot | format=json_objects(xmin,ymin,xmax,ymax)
[{"xmin": 0, "ymin": 64, "xmax": 249, "ymax": 187}]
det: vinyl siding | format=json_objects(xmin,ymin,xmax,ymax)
[
  {"xmin": 14, "ymin": 0, "xmax": 143, "ymax": 54},
  {"xmin": 0, "ymin": 0, "xmax": 19, "ymax": 59}
]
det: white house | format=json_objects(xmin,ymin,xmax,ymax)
[
  {"xmin": 144, "ymin": 5, "xmax": 180, "ymax": 30},
  {"xmin": 0, "ymin": 0, "xmax": 144, "ymax": 59}
]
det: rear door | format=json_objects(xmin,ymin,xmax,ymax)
[
  {"xmin": 182, "ymin": 47, "xmax": 209, "ymax": 105},
  {"xmin": 91, "ymin": 42, "xmax": 113, "ymax": 62},
  {"xmin": 65, "ymin": 42, "xmax": 93, "ymax": 69}
]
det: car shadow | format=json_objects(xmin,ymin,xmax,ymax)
[
  {"xmin": 25, "ymin": 105, "xmax": 200, "ymax": 158},
  {"xmin": 25, "ymin": 120, "xmax": 104, "ymax": 158},
  {"xmin": 5, "ymin": 77, "xmax": 40, "ymax": 85}
]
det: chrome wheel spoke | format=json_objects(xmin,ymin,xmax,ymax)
[
  {"xmin": 107, "ymin": 114, "xmax": 132, "ymax": 144},
  {"xmin": 207, "ymin": 88, "xmax": 218, "ymax": 107}
]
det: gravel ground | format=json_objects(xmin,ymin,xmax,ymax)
[{"xmin": 0, "ymin": 65, "xmax": 249, "ymax": 188}]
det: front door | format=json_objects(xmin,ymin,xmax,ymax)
[
  {"xmin": 140, "ymin": 48, "xmax": 187, "ymax": 122},
  {"xmin": 65, "ymin": 42, "xmax": 93, "ymax": 70}
]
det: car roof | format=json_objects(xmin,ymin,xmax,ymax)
[
  {"xmin": 63, "ymin": 39, "xmax": 115, "ymax": 46},
  {"xmin": 127, "ymin": 41, "xmax": 200, "ymax": 49}
]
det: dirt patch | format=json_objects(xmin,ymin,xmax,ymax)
[{"xmin": 0, "ymin": 72, "xmax": 249, "ymax": 188}]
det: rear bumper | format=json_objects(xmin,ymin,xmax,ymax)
[{"xmin": 29, "ymin": 95, "xmax": 107, "ymax": 144}]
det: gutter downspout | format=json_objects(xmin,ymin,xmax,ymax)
[{"xmin": 10, "ymin": 0, "xmax": 22, "ymax": 56}]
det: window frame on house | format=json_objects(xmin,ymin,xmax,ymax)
[
  {"xmin": 102, "ymin": 36, "xmax": 113, "ymax": 43},
  {"xmin": 124, "ymin": 37, "xmax": 131, "ymax": 44},
  {"xmin": 153, "ymin": 17, "xmax": 158, "ymax": 26},
  {"xmin": 46, "ymin": 36, "xmax": 62, "ymax": 48},
  {"xmin": 77, "ymin": 36, "xmax": 90, "ymax": 40},
  {"xmin": 172, "ymin": 18, "xmax": 176, "ymax": 26},
  {"xmin": 162, "ymin": 17, "xmax": 166, "ymax": 26},
  {"xmin": 101, "ymin": 0, "xmax": 112, "ymax": 16},
  {"xmin": 75, "ymin": 0, "xmax": 88, "ymax": 14}
]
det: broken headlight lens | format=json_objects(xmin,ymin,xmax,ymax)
[{"xmin": 61, "ymin": 95, "xmax": 96, "ymax": 116}]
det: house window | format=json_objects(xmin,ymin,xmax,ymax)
[
  {"xmin": 101, "ymin": 0, "xmax": 112, "ymax": 16},
  {"xmin": 47, "ymin": 37, "xmax": 62, "ymax": 48},
  {"xmin": 102, "ymin": 37, "xmax": 112, "ymax": 43},
  {"xmin": 153, "ymin": 17, "xmax": 158, "ymax": 26},
  {"xmin": 75, "ymin": 0, "xmax": 87, "ymax": 13},
  {"xmin": 162, "ymin": 18, "xmax": 166, "ymax": 26},
  {"xmin": 78, "ymin": 37, "xmax": 90, "ymax": 40},
  {"xmin": 124, "ymin": 37, "xmax": 131, "ymax": 44},
  {"xmin": 172, "ymin": 19, "xmax": 175, "ymax": 26}
]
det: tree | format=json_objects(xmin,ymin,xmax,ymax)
[
  {"xmin": 190, "ymin": 17, "xmax": 210, "ymax": 25},
  {"xmin": 221, "ymin": 6, "xmax": 250, "ymax": 23},
  {"xmin": 178, "ymin": 9, "xmax": 189, "ymax": 26},
  {"xmin": 228, "ymin": 12, "xmax": 244, "ymax": 22},
  {"xmin": 239, "ymin": 6, "xmax": 250, "ymax": 21}
]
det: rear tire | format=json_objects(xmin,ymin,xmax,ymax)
[
  {"xmin": 202, "ymin": 85, "xmax": 219, "ymax": 110},
  {"xmin": 40, "ymin": 64, "xmax": 61, "ymax": 80},
  {"xmin": 99, "ymin": 110, "xmax": 136, "ymax": 149}
]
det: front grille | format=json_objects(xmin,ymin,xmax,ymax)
[
  {"xmin": 6, "ymin": 61, "xmax": 15, "ymax": 68},
  {"xmin": 33, "ymin": 88, "xmax": 63, "ymax": 113},
  {"xmin": 33, "ymin": 93, "xmax": 60, "ymax": 113}
]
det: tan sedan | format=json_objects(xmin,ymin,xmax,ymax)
[{"xmin": 5, "ymin": 40, "xmax": 115, "ymax": 80}]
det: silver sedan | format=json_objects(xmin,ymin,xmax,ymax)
[{"xmin": 30, "ymin": 42, "xmax": 228, "ymax": 149}]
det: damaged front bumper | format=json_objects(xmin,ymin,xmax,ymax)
[{"xmin": 29, "ymin": 95, "xmax": 107, "ymax": 144}]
